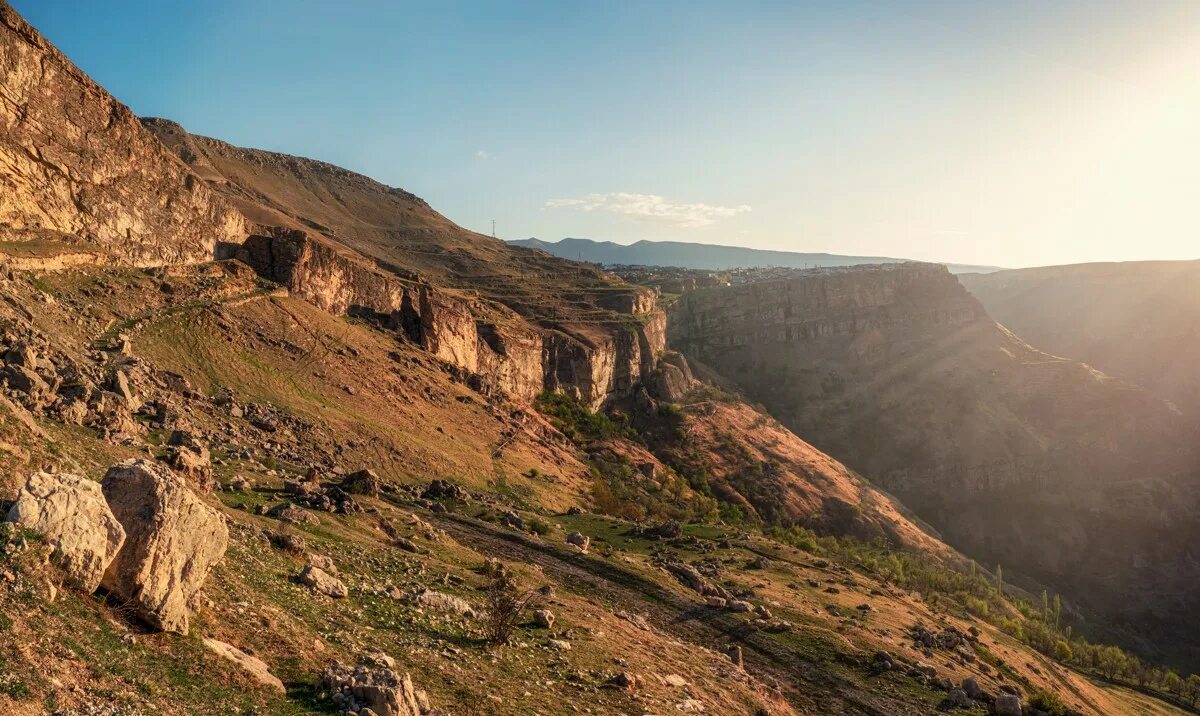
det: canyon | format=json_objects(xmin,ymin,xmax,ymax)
[
  {"xmin": 0, "ymin": 2, "xmax": 1197, "ymax": 713},
  {"xmin": 668, "ymin": 263, "xmax": 1200, "ymax": 664},
  {"xmin": 962, "ymin": 261, "xmax": 1200, "ymax": 417}
]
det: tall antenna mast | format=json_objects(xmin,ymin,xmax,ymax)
[{"xmin": 491, "ymin": 219, "xmax": 496, "ymax": 238}]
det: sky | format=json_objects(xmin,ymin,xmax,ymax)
[{"xmin": 12, "ymin": 0, "xmax": 1200, "ymax": 268}]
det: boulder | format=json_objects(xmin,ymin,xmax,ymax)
[
  {"xmin": 297, "ymin": 565, "xmax": 348, "ymax": 598},
  {"xmin": 5, "ymin": 472, "xmax": 126, "ymax": 591},
  {"xmin": 533, "ymin": 609, "xmax": 555, "ymax": 629},
  {"xmin": 947, "ymin": 688, "xmax": 971, "ymax": 708},
  {"xmin": 269, "ymin": 503, "xmax": 321, "ymax": 526},
  {"xmin": 994, "ymin": 694, "xmax": 1022, "ymax": 716},
  {"xmin": 100, "ymin": 459, "xmax": 229, "ymax": 633},
  {"xmin": 566, "ymin": 531, "xmax": 589, "ymax": 552},
  {"xmin": 415, "ymin": 589, "xmax": 473, "ymax": 616},
  {"xmin": 107, "ymin": 369, "xmax": 140, "ymax": 410},
  {"xmin": 962, "ymin": 677, "xmax": 983, "ymax": 700},
  {"xmin": 321, "ymin": 662, "xmax": 427, "ymax": 716},
  {"xmin": 166, "ymin": 431, "xmax": 213, "ymax": 487},
  {"xmin": 4, "ymin": 341, "xmax": 39, "ymax": 370},
  {"xmin": 342, "ymin": 469, "xmax": 382, "ymax": 497},
  {"xmin": 203, "ymin": 638, "xmax": 285, "ymax": 694}
]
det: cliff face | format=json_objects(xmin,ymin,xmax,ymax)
[
  {"xmin": 669, "ymin": 262, "xmax": 1200, "ymax": 656},
  {"xmin": 0, "ymin": 5, "xmax": 245, "ymax": 264},
  {"xmin": 961, "ymin": 260, "xmax": 1200, "ymax": 417},
  {"xmin": 234, "ymin": 225, "xmax": 662, "ymax": 406}
]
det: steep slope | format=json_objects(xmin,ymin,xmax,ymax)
[
  {"xmin": 668, "ymin": 262, "xmax": 1200, "ymax": 666},
  {"xmin": 0, "ymin": 3, "xmax": 245, "ymax": 265},
  {"xmin": 512, "ymin": 237, "xmax": 1002, "ymax": 274},
  {"xmin": 961, "ymin": 260, "xmax": 1200, "ymax": 416}
]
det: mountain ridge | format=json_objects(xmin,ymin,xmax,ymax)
[{"xmin": 512, "ymin": 236, "xmax": 1003, "ymax": 274}]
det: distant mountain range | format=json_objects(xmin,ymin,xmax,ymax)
[{"xmin": 510, "ymin": 237, "xmax": 1002, "ymax": 274}]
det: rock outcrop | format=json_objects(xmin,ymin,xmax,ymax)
[
  {"xmin": 5, "ymin": 471, "xmax": 125, "ymax": 591},
  {"xmin": 0, "ymin": 3, "xmax": 245, "ymax": 264},
  {"xmin": 100, "ymin": 459, "xmax": 229, "ymax": 633},
  {"xmin": 321, "ymin": 662, "xmax": 428, "ymax": 716},
  {"xmin": 668, "ymin": 262, "xmax": 1200, "ymax": 653}
]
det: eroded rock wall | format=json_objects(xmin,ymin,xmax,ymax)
[
  {"xmin": 237, "ymin": 227, "xmax": 663, "ymax": 405},
  {"xmin": 0, "ymin": 3, "xmax": 246, "ymax": 264},
  {"xmin": 668, "ymin": 262, "xmax": 1200, "ymax": 641}
]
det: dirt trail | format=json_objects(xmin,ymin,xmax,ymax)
[{"xmin": 422, "ymin": 510, "xmax": 932, "ymax": 716}]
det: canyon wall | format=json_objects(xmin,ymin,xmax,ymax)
[
  {"xmin": 0, "ymin": 4, "xmax": 245, "ymax": 264},
  {"xmin": 962, "ymin": 260, "xmax": 1200, "ymax": 417},
  {"xmin": 668, "ymin": 262, "xmax": 1200, "ymax": 658}
]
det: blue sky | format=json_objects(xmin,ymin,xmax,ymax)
[{"xmin": 13, "ymin": 0, "xmax": 1200, "ymax": 267}]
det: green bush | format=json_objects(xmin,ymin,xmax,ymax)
[{"xmin": 1028, "ymin": 689, "xmax": 1068, "ymax": 716}]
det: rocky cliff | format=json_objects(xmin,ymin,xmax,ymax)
[
  {"xmin": 668, "ymin": 262, "xmax": 1200, "ymax": 661},
  {"xmin": 0, "ymin": 4, "xmax": 245, "ymax": 264},
  {"xmin": 961, "ymin": 260, "xmax": 1200, "ymax": 417}
]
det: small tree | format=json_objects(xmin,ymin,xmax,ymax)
[
  {"xmin": 1053, "ymin": 639, "xmax": 1073, "ymax": 663},
  {"xmin": 1185, "ymin": 674, "xmax": 1200, "ymax": 706},
  {"xmin": 482, "ymin": 571, "xmax": 539, "ymax": 646}
]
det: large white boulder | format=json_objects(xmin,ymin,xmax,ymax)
[
  {"xmin": 100, "ymin": 459, "xmax": 228, "ymax": 634},
  {"xmin": 5, "ymin": 471, "xmax": 126, "ymax": 592}
]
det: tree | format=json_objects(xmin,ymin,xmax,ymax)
[
  {"xmin": 1185, "ymin": 674, "xmax": 1200, "ymax": 706},
  {"xmin": 995, "ymin": 564, "xmax": 1004, "ymax": 595},
  {"xmin": 1097, "ymin": 645, "xmax": 1127, "ymax": 680},
  {"xmin": 1053, "ymin": 639, "xmax": 1073, "ymax": 663},
  {"xmin": 1164, "ymin": 670, "xmax": 1182, "ymax": 696}
]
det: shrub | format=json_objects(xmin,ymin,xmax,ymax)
[
  {"xmin": 526, "ymin": 516, "xmax": 551, "ymax": 536},
  {"xmin": 481, "ymin": 572, "xmax": 539, "ymax": 647},
  {"xmin": 1028, "ymin": 689, "xmax": 1068, "ymax": 716}
]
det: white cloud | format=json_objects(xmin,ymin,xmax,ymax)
[
  {"xmin": 545, "ymin": 192, "xmax": 751, "ymax": 228},
  {"xmin": 475, "ymin": 150, "xmax": 490, "ymax": 160}
]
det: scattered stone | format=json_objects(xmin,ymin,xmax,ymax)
[
  {"xmin": 269, "ymin": 531, "xmax": 306, "ymax": 555},
  {"xmin": 297, "ymin": 565, "xmax": 348, "ymax": 598},
  {"xmin": 5, "ymin": 471, "xmax": 126, "ymax": 591},
  {"xmin": 165, "ymin": 431, "xmax": 212, "ymax": 487},
  {"xmin": 415, "ymin": 589, "xmax": 473, "ymax": 616},
  {"xmin": 269, "ymin": 503, "xmax": 321, "ymax": 526},
  {"xmin": 548, "ymin": 638, "xmax": 571, "ymax": 650},
  {"xmin": 608, "ymin": 671, "xmax": 639, "ymax": 692},
  {"xmin": 727, "ymin": 645, "xmax": 743, "ymax": 669},
  {"xmin": 309, "ymin": 553, "xmax": 339, "ymax": 576},
  {"xmin": 422, "ymin": 479, "xmax": 465, "ymax": 501},
  {"xmin": 203, "ymin": 638, "xmax": 285, "ymax": 694}
]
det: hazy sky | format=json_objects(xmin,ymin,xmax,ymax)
[{"xmin": 14, "ymin": 1, "xmax": 1200, "ymax": 268}]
